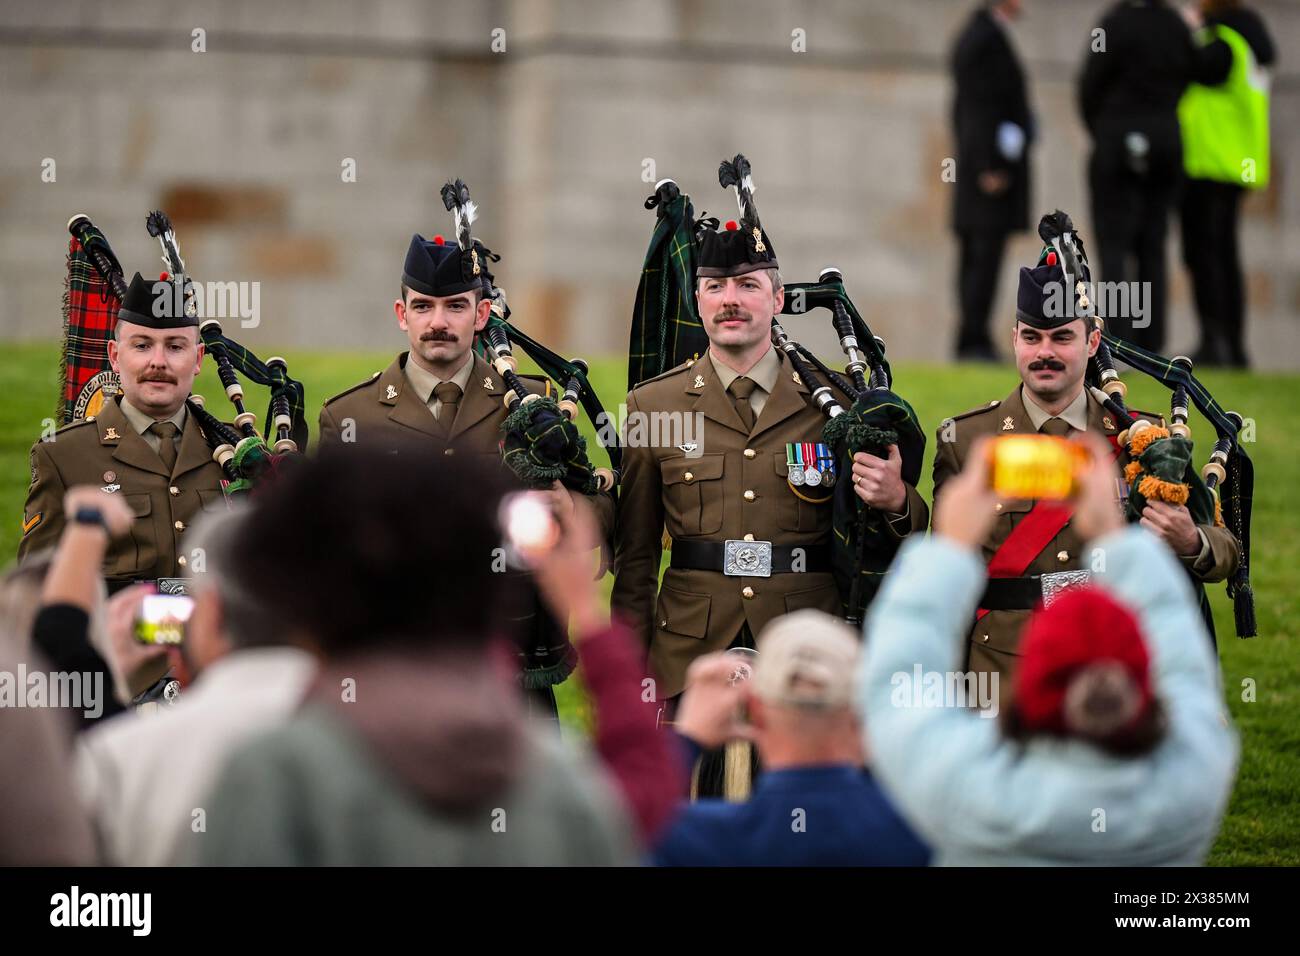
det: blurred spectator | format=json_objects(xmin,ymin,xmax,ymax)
[
  {"xmin": 651, "ymin": 610, "xmax": 930, "ymax": 866},
  {"xmin": 196, "ymin": 448, "xmax": 635, "ymax": 865},
  {"xmin": 1079, "ymin": 0, "xmax": 1231, "ymax": 353},
  {"xmin": 859, "ymin": 435, "xmax": 1239, "ymax": 865},
  {"xmin": 1179, "ymin": 0, "xmax": 1275, "ymax": 368},
  {"xmin": 75, "ymin": 508, "xmax": 317, "ymax": 866},
  {"xmin": 27, "ymin": 487, "xmax": 137, "ymax": 731},
  {"xmin": 950, "ymin": 0, "xmax": 1034, "ymax": 362}
]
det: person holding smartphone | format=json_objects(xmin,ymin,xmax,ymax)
[{"xmin": 930, "ymin": 237, "xmax": 1239, "ymax": 694}]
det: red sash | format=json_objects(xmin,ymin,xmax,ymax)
[{"xmin": 975, "ymin": 501, "xmax": 1073, "ymax": 621}]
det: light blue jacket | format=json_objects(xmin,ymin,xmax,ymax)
[{"xmin": 859, "ymin": 528, "xmax": 1239, "ymax": 866}]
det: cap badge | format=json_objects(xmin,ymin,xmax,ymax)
[
  {"xmin": 471, "ymin": 248, "xmax": 481, "ymax": 276},
  {"xmin": 752, "ymin": 226, "xmax": 765, "ymax": 254},
  {"xmin": 1001, "ymin": 416, "xmax": 1014, "ymax": 431}
]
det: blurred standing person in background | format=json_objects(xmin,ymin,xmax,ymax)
[
  {"xmin": 1179, "ymin": 0, "xmax": 1275, "ymax": 369},
  {"xmin": 1079, "ymin": 0, "xmax": 1230, "ymax": 353},
  {"xmin": 950, "ymin": 0, "xmax": 1034, "ymax": 363},
  {"xmin": 198, "ymin": 448, "xmax": 634, "ymax": 866}
]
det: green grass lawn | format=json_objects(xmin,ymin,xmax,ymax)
[{"xmin": 2, "ymin": 342, "xmax": 1295, "ymax": 864}]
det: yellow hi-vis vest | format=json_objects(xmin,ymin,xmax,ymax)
[{"xmin": 1179, "ymin": 25, "xmax": 1270, "ymax": 189}]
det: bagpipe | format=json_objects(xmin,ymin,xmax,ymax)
[
  {"xmin": 63, "ymin": 212, "xmax": 308, "ymax": 496},
  {"xmin": 633, "ymin": 162, "xmax": 926, "ymax": 625},
  {"xmin": 1038, "ymin": 210, "xmax": 1255, "ymax": 637},
  {"xmin": 435, "ymin": 180, "xmax": 622, "ymax": 498}
]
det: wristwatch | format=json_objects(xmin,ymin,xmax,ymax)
[{"xmin": 72, "ymin": 506, "xmax": 109, "ymax": 532}]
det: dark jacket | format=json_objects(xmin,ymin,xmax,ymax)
[
  {"xmin": 652, "ymin": 734, "xmax": 930, "ymax": 866},
  {"xmin": 951, "ymin": 7, "xmax": 1033, "ymax": 234},
  {"xmin": 1079, "ymin": 0, "xmax": 1231, "ymax": 142}
]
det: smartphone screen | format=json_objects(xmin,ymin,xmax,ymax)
[
  {"xmin": 990, "ymin": 435, "xmax": 1087, "ymax": 501},
  {"xmin": 134, "ymin": 594, "xmax": 195, "ymax": 646}
]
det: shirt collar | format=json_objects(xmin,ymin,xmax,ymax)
[
  {"xmin": 1021, "ymin": 383, "xmax": 1090, "ymax": 433},
  {"xmin": 708, "ymin": 345, "xmax": 781, "ymax": 396},
  {"xmin": 753, "ymin": 763, "xmax": 870, "ymax": 794},
  {"xmin": 119, "ymin": 396, "xmax": 187, "ymax": 436},
  {"xmin": 403, "ymin": 351, "xmax": 475, "ymax": 403}
]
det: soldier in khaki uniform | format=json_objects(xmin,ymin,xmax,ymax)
[
  {"xmin": 934, "ymin": 250, "xmax": 1240, "ymax": 689},
  {"xmin": 20, "ymin": 272, "xmax": 229, "ymax": 590},
  {"xmin": 317, "ymin": 195, "xmax": 610, "ymax": 717},
  {"xmin": 613, "ymin": 160, "xmax": 927, "ymax": 707}
]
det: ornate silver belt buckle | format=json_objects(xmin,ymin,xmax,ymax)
[
  {"xmin": 1040, "ymin": 569, "xmax": 1090, "ymax": 607},
  {"xmin": 723, "ymin": 539, "xmax": 772, "ymax": 577}
]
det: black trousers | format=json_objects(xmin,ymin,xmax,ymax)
[
  {"xmin": 1089, "ymin": 140, "xmax": 1180, "ymax": 353},
  {"xmin": 1180, "ymin": 178, "xmax": 1248, "ymax": 367},
  {"xmin": 955, "ymin": 228, "xmax": 1009, "ymax": 355}
]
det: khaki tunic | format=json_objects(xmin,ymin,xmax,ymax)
[
  {"xmin": 612, "ymin": 349, "xmax": 928, "ymax": 699},
  {"xmin": 933, "ymin": 384, "xmax": 1240, "ymax": 689},
  {"xmin": 19, "ymin": 396, "xmax": 231, "ymax": 587}
]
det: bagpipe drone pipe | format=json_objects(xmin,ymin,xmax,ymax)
[{"xmin": 433, "ymin": 181, "xmax": 622, "ymax": 498}]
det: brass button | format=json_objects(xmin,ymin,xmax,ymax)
[
  {"xmin": 743, "ymin": 448, "xmax": 756, "ymax": 459},
  {"xmin": 742, "ymin": 586, "xmax": 755, "ymax": 599},
  {"xmin": 169, "ymin": 485, "xmax": 180, "ymax": 497},
  {"xmin": 174, "ymin": 520, "xmax": 185, "ymax": 531},
  {"xmin": 743, "ymin": 490, "xmax": 756, "ymax": 502},
  {"xmin": 684, "ymin": 471, "xmax": 693, "ymax": 482},
  {"xmin": 743, "ymin": 533, "xmax": 754, "ymax": 542},
  {"xmin": 982, "ymin": 634, "xmax": 990, "ymax": 643},
  {"xmin": 1057, "ymin": 550, "xmax": 1069, "ymax": 563},
  {"xmin": 994, "ymin": 503, "xmax": 1003, "ymax": 513},
  {"xmin": 177, "ymin": 555, "xmax": 187, "ymax": 567},
  {"xmin": 444, "ymin": 448, "xmax": 455, "ymax": 456}
]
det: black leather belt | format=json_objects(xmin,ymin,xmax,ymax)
[
  {"xmin": 980, "ymin": 570, "xmax": 1092, "ymax": 611},
  {"xmin": 670, "ymin": 539, "xmax": 831, "ymax": 575}
]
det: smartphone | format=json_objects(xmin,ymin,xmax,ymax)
[
  {"xmin": 134, "ymin": 594, "xmax": 195, "ymax": 646},
  {"xmin": 988, "ymin": 435, "xmax": 1089, "ymax": 501},
  {"xmin": 499, "ymin": 492, "xmax": 562, "ymax": 567}
]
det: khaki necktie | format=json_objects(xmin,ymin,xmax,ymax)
[
  {"xmin": 1041, "ymin": 417, "xmax": 1072, "ymax": 438},
  {"xmin": 728, "ymin": 376, "xmax": 757, "ymax": 433},
  {"xmin": 148, "ymin": 421, "xmax": 179, "ymax": 473},
  {"xmin": 432, "ymin": 382, "xmax": 463, "ymax": 437}
]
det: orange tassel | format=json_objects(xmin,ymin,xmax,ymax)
[
  {"xmin": 1124, "ymin": 461, "xmax": 1143, "ymax": 484},
  {"xmin": 1137, "ymin": 475, "xmax": 1190, "ymax": 506},
  {"xmin": 1128, "ymin": 426, "xmax": 1171, "ymax": 458}
]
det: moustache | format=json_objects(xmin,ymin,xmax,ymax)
[
  {"xmin": 715, "ymin": 310, "xmax": 752, "ymax": 324},
  {"xmin": 138, "ymin": 374, "xmax": 177, "ymax": 384},
  {"xmin": 1028, "ymin": 359, "xmax": 1066, "ymax": 372},
  {"xmin": 420, "ymin": 331, "xmax": 458, "ymax": 343}
]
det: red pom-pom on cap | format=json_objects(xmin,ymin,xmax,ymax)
[
  {"xmin": 724, "ymin": 220, "xmax": 738, "ymax": 231},
  {"xmin": 1046, "ymin": 251, "xmax": 1057, "ymax": 267},
  {"xmin": 159, "ymin": 271, "xmax": 170, "ymax": 281},
  {"xmin": 432, "ymin": 235, "xmax": 446, "ymax": 245}
]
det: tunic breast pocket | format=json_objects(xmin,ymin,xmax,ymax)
[
  {"xmin": 772, "ymin": 453, "xmax": 832, "ymax": 534},
  {"xmin": 660, "ymin": 454, "xmax": 724, "ymax": 536},
  {"xmin": 123, "ymin": 493, "xmax": 157, "ymax": 577}
]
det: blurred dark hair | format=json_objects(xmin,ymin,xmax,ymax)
[
  {"xmin": 1000, "ymin": 682, "xmax": 1167, "ymax": 757},
  {"xmin": 228, "ymin": 445, "xmax": 518, "ymax": 656}
]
